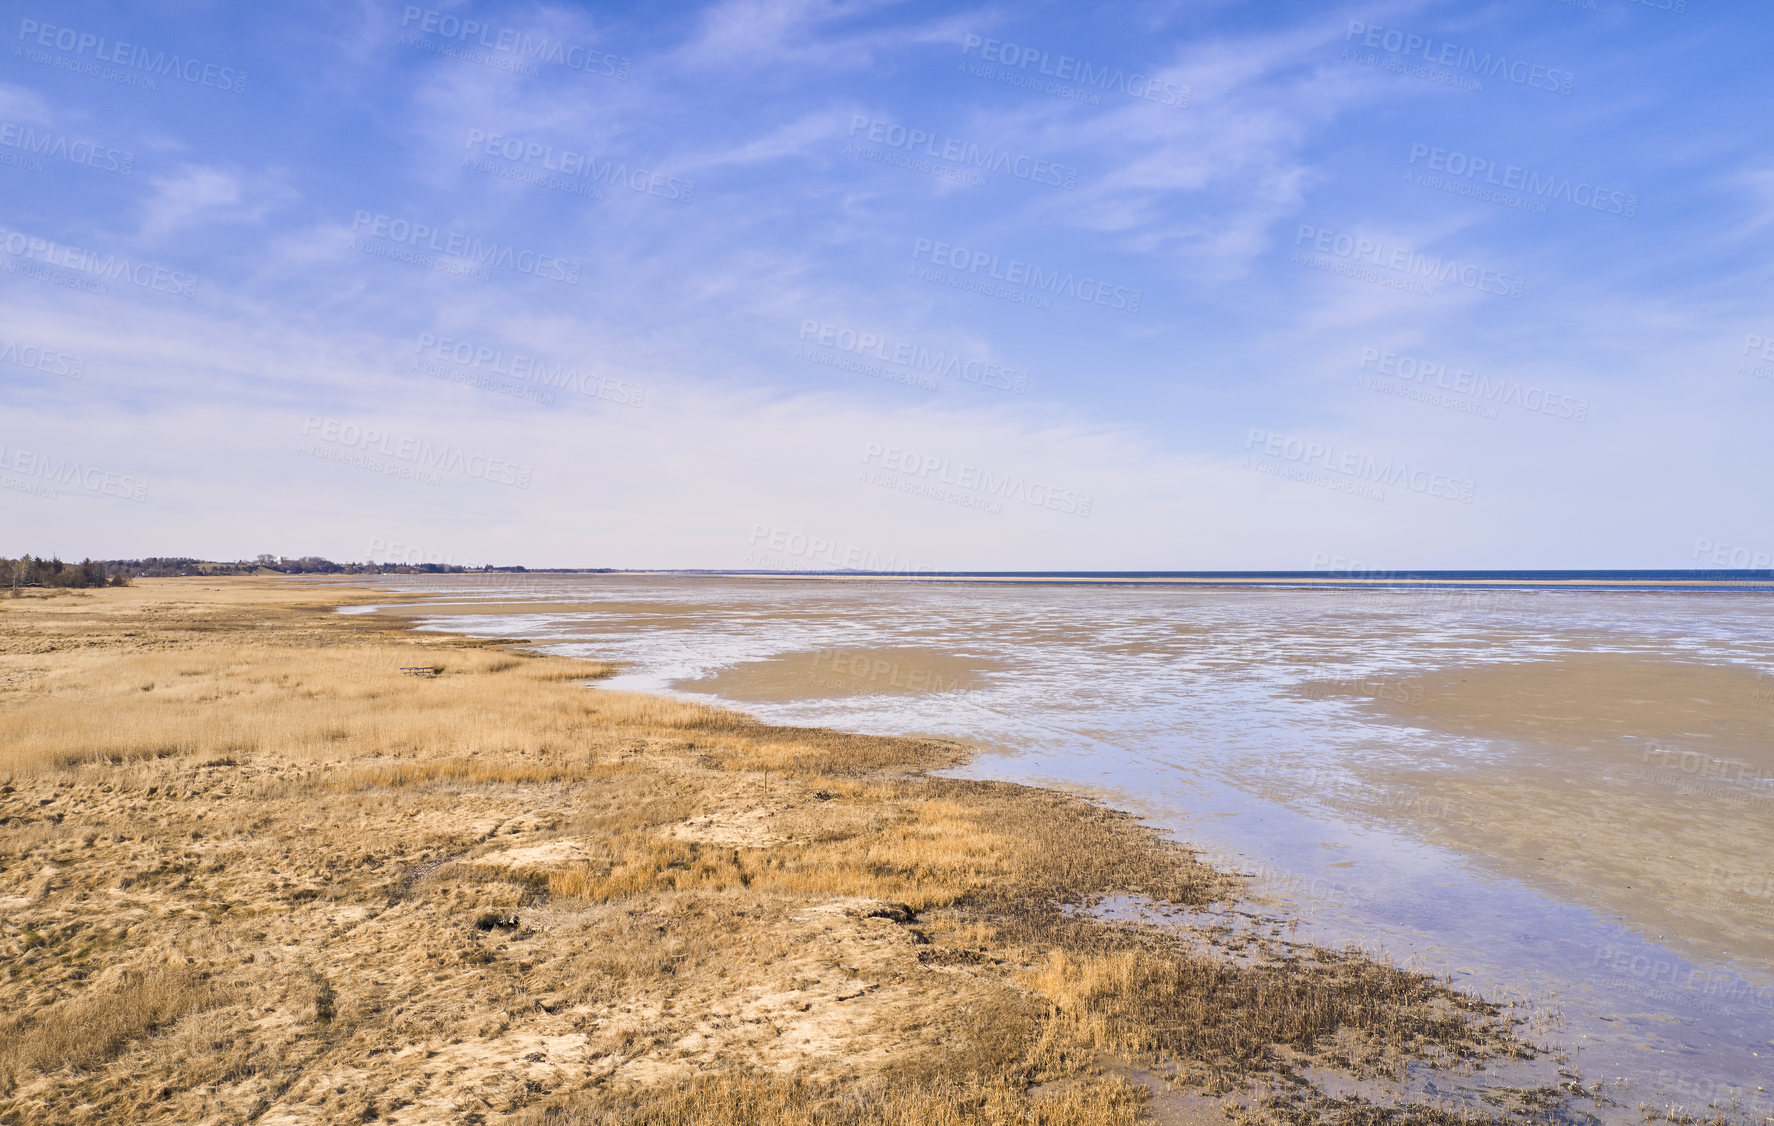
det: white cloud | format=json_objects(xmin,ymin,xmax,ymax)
[
  {"xmin": 137, "ymin": 165, "xmax": 296, "ymax": 241},
  {"xmin": 0, "ymin": 81, "xmax": 51, "ymax": 123},
  {"xmin": 673, "ymin": 0, "xmax": 973, "ymax": 73}
]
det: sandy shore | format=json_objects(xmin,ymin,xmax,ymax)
[{"xmin": 0, "ymin": 580, "xmax": 1622, "ymax": 1125}]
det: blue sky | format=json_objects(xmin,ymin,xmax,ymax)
[{"xmin": 3, "ymin": 0, "xmax": 1771, "ymax": 569}]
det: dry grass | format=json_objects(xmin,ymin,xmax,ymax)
[
  {"xmin": 0, "ymin": 580, "xmax": 1579, "ymax": 1126},
  {"xmin": 0, "ymin": 965, "xmax": 223, "ymax": 1083},
  {"xmin": 519, "ymin": 1075, "xmax": 1150, "ymax": 1125},
  {"xmin": 1024, "ymin": 945, "xmax": 1509, "ymax": 1092},
  {"xmin": 0, "ymin": 641, "xmax": 623, "ymax": 777}
]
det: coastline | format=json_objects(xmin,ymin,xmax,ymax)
[
  {"xmin": 0, "ymin": 577, "xmax": 1676, "ymax": 1125},
  {"xmin": 380, "ymin": 575, "xmax": 1774, "ymax": 984}
]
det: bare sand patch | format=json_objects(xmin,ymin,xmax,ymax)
[{"xmin": 1319, "ymin": 654, "xmax": 1774, "ymax": 968}]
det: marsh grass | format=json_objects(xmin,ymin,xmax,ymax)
[{"xmin": 1023, "ymin": 944, "xmax": 1511, "ymax": 1092}]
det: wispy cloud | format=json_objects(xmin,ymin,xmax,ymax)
[{"xmin": 137, "ymin": 165, "xmax": 295, "ymax": 241}]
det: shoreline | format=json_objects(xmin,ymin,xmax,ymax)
[
  {"xmin": 359, "ymin": 575, "xmax": 1774, "ymax": 1113},
  {"xmin": 0, "ymin": 577, "xmax": 1735, "ymax": 1125},
  {"xmin": 350, "ymin": 574, "xmax": 1774, "ymax": 1111},
  {"xmin": 376, "ymin": 575, "xmax": 1774, "ymax": 985}
]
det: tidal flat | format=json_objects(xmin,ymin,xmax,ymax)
[{"xmin": 0, "ymin": 578, "xmax": 1626, "ymax": 1125}]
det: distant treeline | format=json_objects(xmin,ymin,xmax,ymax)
[
  {"xmin": 3, "ymin": 554, "xmax": 614, "ymax": 584},
  {"xmin": 3, "ymin": 556, "xmax": 131, "ymax": 588}
]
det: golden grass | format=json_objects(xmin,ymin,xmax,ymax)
[
  {"xmin": 0, "ymin": 965, "xmax": 223, "ymax": 1084},
  {"xmin": 519, "ymin": 1075, "xmax": 1149, "ymax": 1125},
  {"xmin": 534, "ymin": 797, "xmax": 1000, "ymax": 909},
  {"xmin": 0, "ymin": 580, "xmax": 1578, "ymax": 1126},
  {"xmin": 0, "ymin": 642, "xmax": 627, "ymax": 777},
  {"xmin": 1024, "ymin": 946, "xmax": 1508, "ymax": 1092}
]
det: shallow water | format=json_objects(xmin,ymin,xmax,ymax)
[{"xmin": 358, "ymin": 573, "xmax": 1774, "ymax": 1120}]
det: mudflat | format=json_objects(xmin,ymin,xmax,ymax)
[
  {"xmin": 1313, "ymin": 654, "xmax": 1774, "ymax": 968},
  {"xmin": 0, "ymin": 579, "xmax": 1576, "ymax": 1126}
]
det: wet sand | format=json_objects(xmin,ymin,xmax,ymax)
[
  {"xmin": 370, "ymin": 600, "xmax": 731, "ymax": 619},
  {"xmin": 679, "ymin": 647, "xmax": 1000, "ymax": 701},
  {"xmin": 1319, "ymin": 655, "xmax": 1774, "ymax": 969}
]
